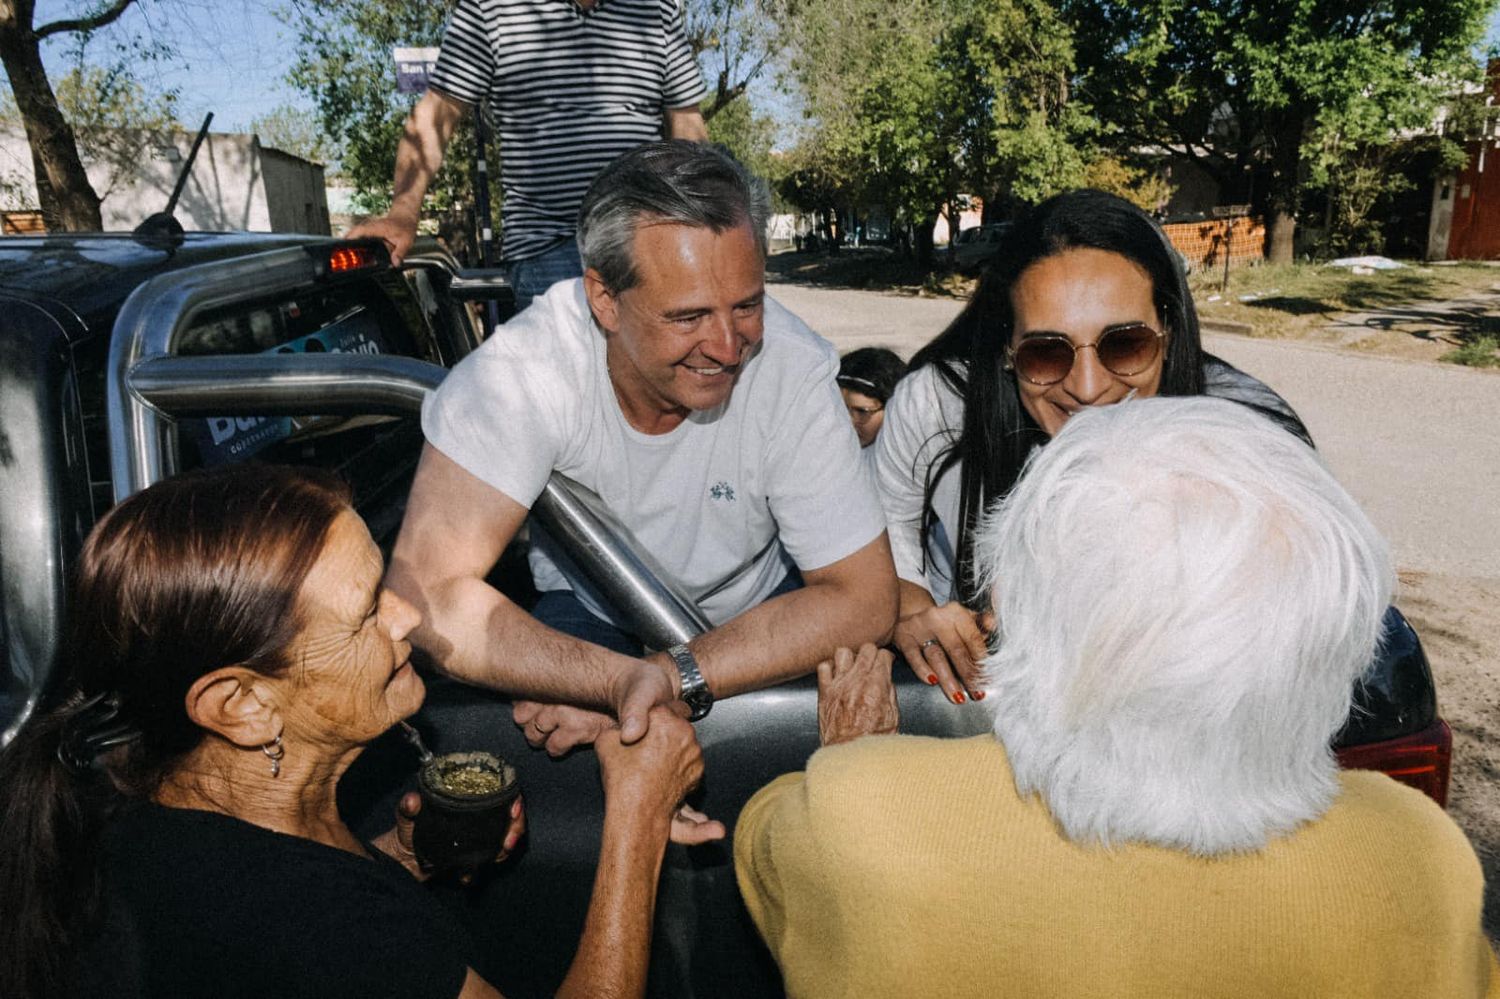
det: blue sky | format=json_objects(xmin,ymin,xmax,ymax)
[{"xmin": 27, "ymin": 1, "xmax": 1500, "ymax": 134}]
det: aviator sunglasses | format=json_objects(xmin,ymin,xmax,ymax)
[{"xmin": 1004, "ymin": 323, "xmax": 1167, "ymax": 386}]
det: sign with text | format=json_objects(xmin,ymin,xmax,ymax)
[
  {"xmin": 191, "ymin": 317, "xmax": 384, "ymax": 466},
  {"xmin": 395, "ymin": 47, "xmax": 441, "ymax": 94}
]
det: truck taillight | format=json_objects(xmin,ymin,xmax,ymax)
[
  {"xmin": 329, "ymin": 246, "xmax": 378, "ymax": 273},
  {"xmin": 1335, "ymin": 719, "xmax": 1452, "ymax": 808}
]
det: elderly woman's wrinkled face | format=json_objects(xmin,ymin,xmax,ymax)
[
  {"xmin": 1009, "ymin": 248, "xmax": 1165, "ymax": 438},
  {"xmin": 281, "ymin": 510, "xmax": 424, "ymax": 747}
]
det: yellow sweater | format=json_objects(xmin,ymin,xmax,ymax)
[{"xmin": 735, "ymin": 734, "xmax": 1499, "ymax": 999}]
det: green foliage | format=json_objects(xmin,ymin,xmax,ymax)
[
  {"xmin": 1442, "ymin": 334, "xmax": 1500, "ymax": 367},
  {"xmin": 773, "ymin": 0, "xmax": 1096, "ymax": 259},
  {"xmin": 1066, "ymin": 0, "xmax": 1496, "ymax": 259},
  {"xmin": 250, "ymin": 104, "xmax": 337, "ymax": 168},
  {"xmin": 1082, "ymin": 155, "xmax": 1175, "ymax": 213},
  {"xmin": 0, "ymin": 64, "xmax": 180, "ymax": 203},
  {"xmin": 284, "ymin": 0, "xmax": 477, "ymax": 216},
  {"xmin": 706, "ymin": 95, "xmax": 779, "ymax": 182}
]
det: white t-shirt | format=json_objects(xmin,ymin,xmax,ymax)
[
  {"xmin": 422, "ymin": 278, "xmax": 886, "ymax": 628},
  {"xmin": 873, "ymin": 363, "xmax": 964, "ymax": 602}
]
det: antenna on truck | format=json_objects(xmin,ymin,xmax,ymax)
[{"xmin": 132, "ymin": 112, "xmax": 214, "ymax": 250}]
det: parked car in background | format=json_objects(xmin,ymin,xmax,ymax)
[
  {"xmin": 0, "ymin": 228, "xmax": 1455, "ymax": 998},
  {"xmin": 952, "ymin": 221, "xmax": 1013, "ymax": 272}
]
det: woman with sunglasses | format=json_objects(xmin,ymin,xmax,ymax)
[{"xmin": 876, "ymin": 189, "xmax": 1307, "ymax": 702}]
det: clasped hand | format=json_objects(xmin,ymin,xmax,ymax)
[{"xmin": 512, "ymin": 698, "xmax": 724, "ymax": 847}]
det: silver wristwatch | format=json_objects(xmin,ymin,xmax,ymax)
[{"xmin": 666, "ymin": 643, "xmax": 713, "ymax": 722}]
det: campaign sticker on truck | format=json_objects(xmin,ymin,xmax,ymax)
[{"xmin": 189, "ymin": 312, "xmax": 385, "ymax": 466}]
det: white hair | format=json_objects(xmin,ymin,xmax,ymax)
[{"xmin": 974, "ymin": 396, "xmax": 1394, "ymax": 856}]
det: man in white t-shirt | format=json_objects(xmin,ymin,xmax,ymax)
[{"xmin": 389, "ymin": 142, "xmax": 897, "ymax": 748}]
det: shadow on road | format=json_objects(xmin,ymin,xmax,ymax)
[{"xmin": 766, "ymin": 247, "xmax": 970, "ymax": 297}]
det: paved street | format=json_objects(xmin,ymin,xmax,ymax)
[{"xmin": 769, "ymin": 281, "xmax": 1500, "ymax": 580}]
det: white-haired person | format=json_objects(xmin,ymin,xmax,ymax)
[{"xmin": 735, "ymin": 396, "xmax": 1499, "ymax": 999}]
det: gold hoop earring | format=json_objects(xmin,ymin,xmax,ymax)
[{"xmin": 262, "ymin": 735, "xmax": 285, "ymax": 778}]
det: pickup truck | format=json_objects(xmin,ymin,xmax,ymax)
[{"xmin": 0, "ymin": 230, "xmax": 1453, "ymax": 998}]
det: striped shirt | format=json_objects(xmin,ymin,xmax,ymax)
[{"xmin": 429, "ymin": 0, "xmax": 709, "ymax": 261}]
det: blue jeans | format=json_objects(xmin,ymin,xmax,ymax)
[
  {"xmin": 507, "ymin": 239, "xmax": 583, "ymax": 313},
  {"xmin": 533, "ymin": 567, "xmax": 806, "ymax": 653}
]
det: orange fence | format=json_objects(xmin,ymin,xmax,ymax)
[
  {"xmin": 1161, "ymin": 216, "xmax": 1264, "ymax": 272},
  {"xmin": 2, "ymin": 211, "xmax": 46, "ymax": 235}
]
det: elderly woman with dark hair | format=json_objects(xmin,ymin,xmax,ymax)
[
  {"xmin": 877, "ymin": 189, "xmax": 1307, "ymax": 703},
  {"xmin": 0, "ymin": 464, "xmax": 709, "ymax": 999},
  {"xmin": 737, "ymin": 397, "xmax": 1500, "ymax": 999}
]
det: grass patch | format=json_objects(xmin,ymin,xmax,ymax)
[
  {"xmin": 1442, "ymin": 335, "xmax": 1500, "ymax": 368},
  {"xmin": 1192, "ymin": 261, "xmax": 1500, "ymax": 340}
]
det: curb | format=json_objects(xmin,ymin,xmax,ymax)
[{"xmin": 1199, "ymin": 318, "xmax": 1255, "ymax": 337}]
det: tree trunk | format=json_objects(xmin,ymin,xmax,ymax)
[
  {"xmin": 914, "ymin": 215, "xmax": 937, "ymax": 271},
  {"xmin": 1262, "ymin": 115, "xmax": 1307, "ymax": 265},
  {"xmin": 0, "ymin": 4, "xmax": 104, "ymax": 231}
]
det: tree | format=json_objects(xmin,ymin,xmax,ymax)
[
  {"xmin": 250, "ymin": 104, "xmax": 337, "ymax": 168},
  {"xmin": 1066, "ymin": 0, "xmax": 1495, "ymax": 262},
  {"xmin": 0, "ymin": 0, "xmax": 142, "ymax": 230},
  {"xmin": 2, "ymin": 64, "xmax": 179, "ymax": 209},
  {"xmin": 686, "ymin": 0, "xmax": 774, "ymax": 120},
  {"xmin": 706, "ymin": 91, "xmax": 778, "ymax": 181},
  {"xmin": 1082, "ymin": 155, "xmax": 1175, "ymax": 213},
  {"xmin": 772, "ymin": 0, "xmax": 1094, "ymax": 266},
  {"xmin": 285, "ymin": 0, "xmax": 469, "ymax": 216}
]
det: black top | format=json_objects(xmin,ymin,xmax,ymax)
[{"xmin": 73, "ymin": 802, "xmax": 472, "ymax": 999}]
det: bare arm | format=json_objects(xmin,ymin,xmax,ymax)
[
  {"xmin": 556, "ymin": 710, "xmax": 705, "ymax": 999},
  {"xmin": 387, "ymin": 444, "xmax": 674, "ymax": 741},
  {"xmin": 517, "ymin": 532, "xmax": 900, "ymax": 755},
  {"xmin": 664, "ymin": 106, "xmax": 708, "ymax": 141},
  {"xmin": 346, "ymin": 89, "xmax": 468, "ymax": 265},
  {"xmin": 661, "ymin": 532, "xmax": 898, "ymax": 700}
]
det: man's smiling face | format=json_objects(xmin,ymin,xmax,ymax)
[{"xmin": 587, "ymin": 220, "xmax": 765, "ymax": 434}]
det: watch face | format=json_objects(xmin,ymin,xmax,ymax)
[{"xmin": 684, "ymin": 690, "xmax": 712, "ymax": 722}]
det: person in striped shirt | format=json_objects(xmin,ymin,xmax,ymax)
[{"xmin": 350, "ymin": 0, "xmax": 710, "ymax": 311}]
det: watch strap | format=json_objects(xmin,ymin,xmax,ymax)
[{"xmin": 667, "ymin": 643, "xmax": 713, "ymax": 721}]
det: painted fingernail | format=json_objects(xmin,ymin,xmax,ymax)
[
  {"xmin": 972, "ymin": 690, "xmax": 986, "ymax": 701},
  {"xmin": 952, "ymin": 691, "xmax": 966, "ymax": 704},
  {"xmin": 926, "ymin": 674, "xmax": 939, "ymax": 685}
]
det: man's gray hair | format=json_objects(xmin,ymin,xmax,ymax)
[
  {"xmin": 576, "ymin": 140, "xmax": 772, "ymax": 293},
  {"xmin": 974, "ymin": 396, "xmax": 1393, "ymax": 856}
]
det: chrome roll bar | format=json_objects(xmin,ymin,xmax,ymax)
[{"xmin": 108, "ymin": 266, "xmax": 708, "ymax": 646}]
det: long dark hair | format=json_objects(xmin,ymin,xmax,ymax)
[
  {"xmin": 0, "ymin": 464, "xmax": 349, "ymax": 999},
  {"xmin": 909, "ymin": 190, "xmax": 1208, "ymax": 607}
]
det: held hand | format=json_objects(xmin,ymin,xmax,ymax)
[
  {"xmin": 514, "ymin": 700, "xmax": 615, "ymax": 757},
  {"xmin": 596, "ymin": 707, "xmax": 719, "ymax": 838},
  {"xmin": 610, "ymin": 658, "xmax": 679, "ymax": 745},
  {"xmin": 892, "ymin": 601, "xmax": 992, "ymax": 705},
  {"xmin": 669, "ymin": 803, "xmax": 726, "ymax": 846},
  {"xmin": 817, "ymin": 644, "xmax": 900, "ymax": 746},
  {"xmin": 345, "ymin": 214, "xmax": 418, "ymax": 266}
]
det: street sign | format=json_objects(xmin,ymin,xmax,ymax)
[{"xmin": 395, "ymin": 47, "xmax": 440, "ymax": 94}]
